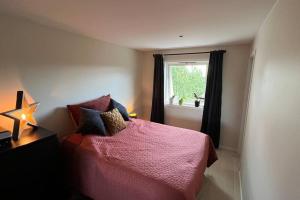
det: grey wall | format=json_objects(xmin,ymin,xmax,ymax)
[
  {"xmin": 240, "ymin": 0, "xmax": 300, "ymax": 199},
  {"xmin": 141, "ymin": 44, "xmax": 251, "ymax": 152},
  {"xmin": 0, "ymin": 14, "xmax": 142, "ymax": 137}
]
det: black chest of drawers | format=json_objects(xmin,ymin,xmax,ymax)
[{"xmin": 0, "ymin": 127, "xmax": 65, "ymax": 200}]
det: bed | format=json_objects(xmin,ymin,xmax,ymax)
[{"xmin": 62, "ymin": 119, "xmax": 217, "ymax": 200}]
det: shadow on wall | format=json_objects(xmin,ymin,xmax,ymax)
[
  {"xmin": 164, "ymin": 105, "xmax": 203, "ymax": 131},
  {"xmin": 220, "ymin": 121, "xmax": 238, "ymax": 151},
  {"xmin": 165, "ymin": 114, "xmax": 202, "ymax": 131},
  {"xmin": 38, "ymin": 107, "xmax": 74, "ymax": 138}
]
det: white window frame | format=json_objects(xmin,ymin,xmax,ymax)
[{"xmin": 164, "ymin": 61, "xmax": 209, "ymax": 107}]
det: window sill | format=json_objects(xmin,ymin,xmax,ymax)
[{"xmin": 165, "ymin": 104, "xmax": 204, "ymax": 110}]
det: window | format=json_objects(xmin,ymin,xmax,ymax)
[{"xmin": 165, "ymin": 61, "xmax": 208, "ymax": 107}]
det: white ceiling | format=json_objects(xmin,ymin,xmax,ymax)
[{"xmin": 0, "ymin": 0, "xmax": 276, "ymax": 50}]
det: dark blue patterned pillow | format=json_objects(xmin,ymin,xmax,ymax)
[
  {"xmin": 77, "ymin": 107, "xmax": 108, "ymax": 136},
  {"xmin": 109, "ymin": 99, "xmax": 129, "ymax": 121}
]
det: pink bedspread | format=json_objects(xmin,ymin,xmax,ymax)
[{"xmin": 63, "ymin": 119, "xmax": 217, "ymax": 200}]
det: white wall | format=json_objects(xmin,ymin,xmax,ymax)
[
  {"xmin": 0, "ymin": 14, "xmax": 142, "ymax": 137},
  {"xmin": 141, "ymin": 44, "xmax": 251, "ymax": 151},
  {"xmin": 240, "ymin": 0, "xmax": 300, "ymax": 199},
  {"xmin": 164, "ymin": 105, "xmax": 203, "ymax": 131}
]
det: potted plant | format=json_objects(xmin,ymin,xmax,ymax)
[
  {"xmin": 179, "ymin": 97, "xmax": 184, "ymax": 105},
  {"xmin": 169, "ymin": 95, "xmax": 176, "ymax": 105},
  {"xmin": 194, "ymin": 93, "xmax": 202, "ymax": 107}
]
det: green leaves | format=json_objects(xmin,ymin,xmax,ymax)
[{"xmin": 171, "ymin": 65, "xmax": 206, "ymax": 103}]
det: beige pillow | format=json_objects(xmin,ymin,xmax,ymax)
[{"xmin": 100, "ymin": 108, "xmax": 127, "ymax": 135}]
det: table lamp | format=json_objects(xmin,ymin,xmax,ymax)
[
  {"xmin": 0, "ymin": 91, "xmax": 39, "ymax": 140},
  {"xmin": 129, "ymin": 112, "xmax": 137, "ymax": 119}
]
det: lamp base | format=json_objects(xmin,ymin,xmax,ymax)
[{"xmin": 27, "ymin": 123, "xmax": 39, "ymax": 130}]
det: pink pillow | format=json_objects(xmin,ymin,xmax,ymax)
[{"xmin": 67, "ymin": 95, "xmax": 111, "ymax": 126}]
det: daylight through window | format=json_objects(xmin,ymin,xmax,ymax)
[{"xmin": 165, "ymin": 62, "xmax": 208, "ymax": 107}]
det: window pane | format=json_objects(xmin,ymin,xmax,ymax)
[{"xmin": 169, "ymin": 64, "xmax": 207, "ymax": 104}]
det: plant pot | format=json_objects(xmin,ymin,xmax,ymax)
[
  {"xmin": 179, "ymin": 98, "xmax": 184, "ymax": 105},
  {"xmin": 195, "ymin": 100, "xmax": 200, "ymax": 107}
]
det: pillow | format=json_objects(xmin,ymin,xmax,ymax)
[
  {"xmin": 100, "ymin": 108, "xmax": 127, "ymax": 135},
  {"xmin": 67, "ymin": 95, "xmax": 111, "ymax": 126},
  {"xmin": 77, "ymin": 107, "xmax": 108, "ymax": 136},
  {"xmin": 109, "ymin": 99, "xmax": 129, "ymax": 121}
]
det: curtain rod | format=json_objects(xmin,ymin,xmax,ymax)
[{"xmin": 155, "ymin": 50, "xmax": 226, "ymax": 56}]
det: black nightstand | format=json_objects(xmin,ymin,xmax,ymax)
[{"xmin": 0, "ymin": 127, "xmax": 65, "ymax": 200}]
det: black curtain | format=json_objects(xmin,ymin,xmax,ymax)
[
  {"xmin": 201, "ymin": 50, "xmax": 225, "ymax": 148},
  {"xmin": 150, "ymin": 54, "xmax": 164, "ymax": 124}
]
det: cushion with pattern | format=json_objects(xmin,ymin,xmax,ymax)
[{"xmin": 100, "ymin": 108, "xmax": 127, "ymax": 135}]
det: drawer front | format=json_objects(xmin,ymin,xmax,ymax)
[{"xmin": 0, "ymin": 136, "xmax": 64, "ymax": 199}]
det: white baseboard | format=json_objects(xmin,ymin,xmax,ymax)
[
  {"xmin": 239, "ymin": 170, "xmax": 244, "ymax": 200},
  {"xmin": 219, "ymin": 145, "xmax": 238, "ymax": 154}
]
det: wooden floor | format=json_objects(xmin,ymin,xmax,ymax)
[{"xmin": 197, "ymin": 149, "xmax": 240, "ymax": 200}]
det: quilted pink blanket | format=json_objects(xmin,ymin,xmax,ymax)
[{"xmin": 63, "ymin": 119, "xmax": 217, "ymax": 200}]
